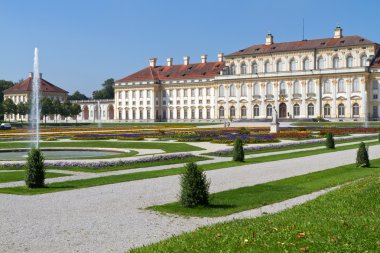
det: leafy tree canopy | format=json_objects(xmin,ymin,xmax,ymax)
[
  {"xmin": 92, "ymin": 78, "xmax": 114, "ymax": 99},
  {"xmin": 68, "ymin": 90, "xmax": 89, "ymax": 101}
]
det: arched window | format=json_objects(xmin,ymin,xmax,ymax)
[
  {"xmin": 219, "ymin": 106, "xmax": 224, "ymax": 118},
  {"xmin": 289, "ymin": 59, "xmax": 296, "ymax": 71},
  {"xmin": 303, "ymin": 58, "xmax": 309, "ymax": 70},
  {"xmin": 333, "ymin": 56, "xmax": 339, "ymax": 69},
  {"xmin": 361, "ymin": 55, "xmax": 367, "ymax": 67},
  {"xmin": 253, "ymin": 83, "xmax": 260, "ymax": 95},
  {"xmin": 324, "ymin": 104, "xmax": 331, "ymax": 117},
  {"xmin": 241, "ymin": 106, "xmax": 247, "ymax": 117},
  {"xmin": 265, "ymin": 61, "xmax": 271, "ymax": 73},
  {"xmin": 293, "ymin": 81, "xmax": 300, "ymax": 94},
  {"xmin": 219, "ymin": 85, "xmax": 225, "ymax": 97},
  {"xmin": 353, "ymin": 103, "xmax": 360, "ymax": 117},
  {"xmin": 241, "ymin": 83, "xmax": 247, "ymax": 97},
  {"xmin": 318, "ymin": 57, "xmax": 324, "ymax": 70},
  {"xmin": 280, "ymin": 82, "xmax": 286, "ymax": 95},
  {"xmin": 266, "ymin": 82, "xmax": 273, "ymax": 95},
  {"xmin": 307, "ymin": 103, "xmax": 314, "ymax": 116},
  {"xmin": 353, "ymin": 78, "xmax": 359, "ymax": 92},
  {"xmin": 338, "ymin": 103, "xmax": 345, "ymax": 117},
  {"xmin": 252, "ymin": 62, "xmax": 258, "ymax": 74},
  {"xmin": 266, "ymin": 104, "xmax": 272, "ymax": 117},
  {"xmin": 338, "ymin": 79, "xmax": 345, "ymax": 93},
  {"xmin": 293, "ymin": 104, "xmax": 300, "ymax": 116},
  {"xmin": 277, "ymin": 60, "xmax": 283, "ymax": 72},
  {"xmin": 324, "ymin": 80, "xmax": 331, "ymax": 93},
  {"xmin": 240, "ymin": 62, "xmax": 247, "ymax": 74},
  {"xmin": 230, "ymin": 64, "xmax": 236, "ymax": 75},
  {"xmin": 346, "ymin": 56, "xmax": 353, "ymax": 68},
  {"xmin": 308, "ymin": 80, "xmax": 314, "ymax": 93},
  {"xmin": 373, "ymin": 80, "xmax": 379, "ymax": 90},
  {"xmin": 230, "ymin": 106, "xmax": 235, "ymax": 117},
  {"xmin": 230, "ymin": 84, "xmax": 236, "ymax": 97},
  {"xmin": 253, "ymin": 105, "xmax": 260, "ymax": 117}
]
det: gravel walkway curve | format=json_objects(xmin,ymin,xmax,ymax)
[{"xmin": 1, "ymin": 145, "xmax": 380, "ymax": 252}]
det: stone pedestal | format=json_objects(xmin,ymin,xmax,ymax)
[{"xmin": 270, "ymin": 122, "xmax": 280, "ymax": 133}]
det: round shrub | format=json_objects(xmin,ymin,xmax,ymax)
[
  {"xmin": 356, "ymin": 142, "xmax": 370, "ymax": 168},
  {"xmin": 25, "ymin": 148, "xmax": 45, "ymax": 188},
  {"xmin": 325, "ymin": 132, "xmax": 335, "ymax": 149},
  {"xmin": 179, "ymin": 162, "xmax": 210, "ymax": 208},
  {"xmin": 233, "ymin": 137, "xmax": 245, "ymax": 162}
]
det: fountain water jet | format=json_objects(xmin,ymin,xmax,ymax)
[{"xmin": 30, "ymin": 48, "xmax": 40, "ymax": 148}]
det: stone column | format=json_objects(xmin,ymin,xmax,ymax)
[
  {"xmin": 248, "ymin": 83, "xmax": 252, "ymax": 119},
  {"xmin": 260, "ymin": 82, "xmax": 265, "ymax": 118}
]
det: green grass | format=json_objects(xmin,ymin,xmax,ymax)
[
  {"xmin": 0, "ymin": 171, "xmax": 69, "ymax": 183},
  {"xmin": 0, "ymin": 142, "xmax": 378, "ymax": 195},
  {"xmin": 205, "ymin": 136, "xmax": 377, "ymax": 157},
  {"xmin": 0, "ymin": 141, "xmax": 203, "ymax": 153},
  {"xmin": 131, "ymin": 176, "xmax": 380, "ymax": 253},
  {"xmin": 47, "ymin": 156, "xmax": 209, "ymax": 173},
  {"xmin": 150, "ymin": 159, "xmax": 380, "ymax": 217}
]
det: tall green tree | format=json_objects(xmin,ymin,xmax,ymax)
[
  {"xmin": 41, "ymin": 97, "xmax": 53, "ymax": 126},
  {"xmin": 233, "ymin": 137, "xmax": 245, "ymax": 162},
  {"xmin": 0, "ymin": 80, "xmax": 15, "ymax": 104},
  {"xmin": 3, "ymin": 98, "xmax": 17, "ymax": 121},
  {"xmin": 70, "ymin": 103, "xmax": 82, "ymax": 124},
  {"xmin": 60, "ymin": 100, "xmax": 72, "ymax": 122},
  {"xmin": 68, "ymin": 91, "xmax": 89, "ymax": 101},
  {"xmin": 52, "ymin": 99, "xmax": 62, "ymax": 123},
  {"xmin": 17, "ymin": 102, "xmax": 29, "ymax": 123},
  {"xmin": 92, "ymin": 78, "xmax": 114, "ymax": 99},
  {"xmin": 25, "ymin": 148, "xmax": 45, "ymax": 188}
]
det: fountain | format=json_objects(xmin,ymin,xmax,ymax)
[{"xmin": 30, "ymin": 48, "xmax": 40, "ymax": 148}]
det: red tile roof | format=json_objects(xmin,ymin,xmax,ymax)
[
  {"xmin": 227, "ymin": 36, "xmax": 375, "ymax": 57},
  {"xmin": 3, "ymin": 77, "xmax": 68, "ymax": 94},
  {"xmin": 115, "ymin": 62, "xmax": 225, "ymax": 83}
]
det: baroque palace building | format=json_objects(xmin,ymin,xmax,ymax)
[{"xmin": 114, "ymin": 27, "xmax": 380, "ymax": 122}]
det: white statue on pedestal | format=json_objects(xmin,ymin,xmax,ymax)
[{"xmin": 270, "ymin": 107, "xmax": 280, "ymax": 133}]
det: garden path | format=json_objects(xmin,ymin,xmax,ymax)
[
  {"xmin": 1, "ymin": 145, "xmax": 380, "ymax": 252},
  {"xmin": 0, "ymin": 136, "xmax": 376, "ymax": 188}
]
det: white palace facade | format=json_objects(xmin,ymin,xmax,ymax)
[{"xmin": 113, "ymin": 27, "xmax": 380, "ymax": 122}]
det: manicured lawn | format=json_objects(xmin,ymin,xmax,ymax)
[
  {"xmin": 0, "ymin": 171, "xmax": 69, "ymax": 183},
  {"xmin": 131, "ymin": 176, "xmax": 380, "ymax": 253},
  {"xmin": 0, "ymin": 141, "xmax": 204, "ymax": 153},
  {"xmin": 150, "ymin": 159, "xmax": 380, "ymax": 217},
  {"xmin": 206, "ymin": 136, "xmax": 377, "ymax": 157},
  {"xmin": 0, "ymin": 142, "xmax": 379, "ymax": 194}
]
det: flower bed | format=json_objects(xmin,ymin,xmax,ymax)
[
  {"xmin": 211, "ymin": 134, "xmax": 377, "ymax": 156},
  {"xmin": 0, "ymin": 153, "xmax": 197, "ymax": 169}
]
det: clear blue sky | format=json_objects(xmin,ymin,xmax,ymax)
[{"xmin": 0, "ymin": 0, "xmax": 379, "ymax": 96}]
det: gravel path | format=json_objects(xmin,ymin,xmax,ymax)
[{"xmin": 1, "ymin": 145, "xmax": 380, "ymax": 253}]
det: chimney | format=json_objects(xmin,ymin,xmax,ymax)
[
  {"xmin": 217, "ymin": 53, "xmax": 224, "ymax": 62},
  {"xmin": 149, "ymin": 58, "xmax": 157, "ymax": 67},
  {"xmin": 28, "ymin": 72, "xmax": 33, "ymax": 78},
  {"xmin": 265, "ymin": 33, "xmax": 274, "ymax": 45},
  {"xmin": 201, "ymin": 55, "xmax": 207, "ymax": 63},
  {"xmin": 334, "ymin": 26, "xmax": 343, "ymax": 38},
  {"xmin": 183, "ymin": 56, "xmax": 190, "ymax": 65},
  {"xmin": 166, "ymin": 57, "xmax": 173, "ymax": 66}
]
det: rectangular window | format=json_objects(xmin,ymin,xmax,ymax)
[
  {"xmin": 207, "ymin": 109, "xmax": 211, "ymax": 119},
  {"xmin": 191, "ymin": 89, "xmax": 195, "ymax": 97},
  {"xmin": 191, "ymin": 109, "xmax": 195, "ymax": 119},
  {"xmin": 198, "ymin": 89, "xmax": 202, "ymax": 96},
  {"xmin": 147, "ymin": 90, "xmax": 150, "ymax": 97},
  {"xmin": 184, "ymin": 109, "xmax": 188, "ymax": 119},
  {"xmin": 177, "ymin": 110, "xmax": 181, "ymax": 119},
  {"xmin": 206, "ymin": 88, "xmax": 211, "ymax": 96},
  {"xmin": 199, "ymin": 109, "xmax": 203, "ymax": 119},
  {"xmin": 162, "ymin": 91, "xmax": 166, "ymax": 97},
  {"xmin": 184, "ymin": 89, "xmax": 188, "ymax": 96},
  {"xmin": 139, "ymin": 91, "xmax": 143, "ymax": 98},
  {"xmin": 169, "ymin": 90, "xmax": 173, "ymax": 97},
  {"xmin": 147, "ymin": 110, "xmax": 150, "ymax": 119},
  {"xmin": 206, "ymin": 99, "xmax": 210, "ymax": 104},
  {"xmin": 374, "ymin": 94, "xmax": 378, "ymax": 99},
  {"xmin": 199, "ymin": 100, "xmax": 202, "ymax": 104},
  {"xmin": 132, "ymin": 91, "xmax": 136, "ymax": 98}
]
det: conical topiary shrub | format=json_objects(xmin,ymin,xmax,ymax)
[
  {"xmin": 356, "ymin": 142, "xmax": 370, "ymax": 168},
  {"xmin": 233, "ymin": 137, "xmax": 245, "ymax": 162},
  {"xmin": 179, "ymin": 162, "xmax": 210, "ymax": 208},
  {"xmin": 25, "ymin": 148, "xmax": 45, "ymax": 188},
  {"xmin": 325, "ymin": 132, "xmax": 335, "ymax": 149}
]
